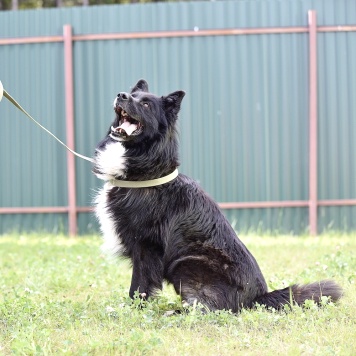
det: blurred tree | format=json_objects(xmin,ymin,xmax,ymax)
[{"xmin": 0, "ymin": 0, "xmax": 179, "ymax": 10}]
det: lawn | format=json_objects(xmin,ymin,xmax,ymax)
[{"xmin": 0, "ymin": 233, "xmax": 355, "ymax": 355}]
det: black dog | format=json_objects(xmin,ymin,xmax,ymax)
[{"xmin": 93, "ymin": 79, "xmax": 342, "ymax": 312}]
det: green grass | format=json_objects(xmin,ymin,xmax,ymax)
[{"xmin": 0, "ymin": 233, "xmax": 355, "ymax": 355}]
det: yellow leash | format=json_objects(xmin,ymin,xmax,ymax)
[
  {"xmin": 0, "ymin": 81, "xmax": 94, "ymax": 163},
  {"xmin": 0, "ymin": 81, "xmax": 179, "ymax": 188}
]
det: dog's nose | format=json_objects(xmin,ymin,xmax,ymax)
[{"xmin": 117, "ymin": 92, "xmax": 129, "ymax": 100}]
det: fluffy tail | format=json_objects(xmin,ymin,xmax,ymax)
[{"xmin": 253, "ymin": 280, "xmax": 342, "ymax": 310}]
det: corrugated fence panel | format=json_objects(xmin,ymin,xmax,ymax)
[
  {"xmin": 318, "ymin": 30, "xmax": 356, "ymax": 232},
  {"xmin": 0, "ymin": 0, "xmax": 355, "ymax": 234},
  {"xmin": 0, "ymin": 41, "xmax": 68, "ymax": 232},
  {"xmin": 215, "ymin": 31, "xmax": 310, "ymax": 234}
]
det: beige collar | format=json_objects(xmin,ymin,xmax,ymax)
[{"xmin": 109, "ymin": 169, "xmax": 178, "ymax": 188}]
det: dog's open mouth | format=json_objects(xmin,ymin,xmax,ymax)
[{"xmin": 110, "ymin": 108, "xmax": 143, "ymax": 140}]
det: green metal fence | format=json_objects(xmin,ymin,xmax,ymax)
[{"xmin": 0, "ymin": 0, "xmax": 355, "ymax": 234}]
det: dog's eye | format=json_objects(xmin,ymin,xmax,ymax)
[{"xmin": 142, "ymin": 102, "xmax": 150, "ymax": 108}]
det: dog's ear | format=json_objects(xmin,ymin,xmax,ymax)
[
  {"xmin": 131, "ymin": 79, "xmax": 149, "ymax": 93},
  {"xmin": 162, "ymin": 91, "xmax": 185, "ymax": 118}
]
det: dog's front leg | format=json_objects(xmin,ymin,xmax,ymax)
[{"xmin": 129, "ymin": 243, "xmax": 164, "ymax": 300}]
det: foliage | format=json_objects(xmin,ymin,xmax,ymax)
[
  {"xmin": 1, "ymin": 0, "xmax": 179, "ymax": 11},
  {"xmin": 0, "ymin": 233, "xmax": 355, "ymax": 355}
]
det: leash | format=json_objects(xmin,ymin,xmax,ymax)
[
  {"xmin": 0, "ymin": 81, "xmax": 94, "ymax": 163},
  {"xmin": 0, "ymin": 81, "xmax": 179, "ymax": 188}
]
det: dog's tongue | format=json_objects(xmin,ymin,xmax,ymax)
[{"xmin": 118, "ymin": 121, "xmax": 137, "ymax": 136}]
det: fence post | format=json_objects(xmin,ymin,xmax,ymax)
[
  {"xmin": 308, "ymin": 10, "xmax": 318, "ymax": 236},
  {"xmin": 63, "ymin": 25, "xmax": 77, "ymax": 236}
]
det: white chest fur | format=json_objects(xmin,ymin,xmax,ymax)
[
  {"xmin": 94, "ymin": 140, "xmax": 127, "ymax": 255},
  {"xmin": 94, "ymin": 141, "xmax": 127, "ymax": 181},
  {"xmin": 95, "ymin": 183, "xmax": 123, "ymax": 255}
]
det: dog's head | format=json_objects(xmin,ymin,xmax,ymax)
[
  {"xmin": 93, "ymin": 80, "xmax": 185, "ymax": 181},
  {"xmin": 109, "ymin": 79, "xmax": 185, "ymax": 144}
]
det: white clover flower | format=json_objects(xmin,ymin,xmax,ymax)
[{"xmin": 106, "ymin": 306, "xmax": 115, "ymax": 313}]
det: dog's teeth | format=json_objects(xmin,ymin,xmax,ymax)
[{"xmin": 121, "ymin": 111, "xmax": 128, "ymax": 117}]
